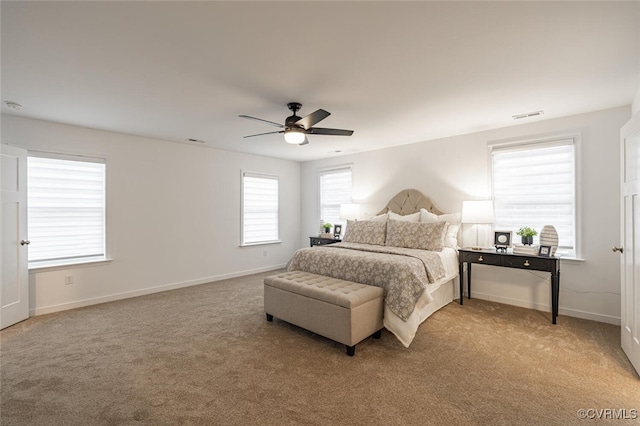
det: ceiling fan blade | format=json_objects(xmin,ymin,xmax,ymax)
[
  {"xmin": 295, "ymin": 109, "xmax": 330, "ymax": 129},
  {"xmin": 243, "ymin": 130, "xmax": 284, "ymax": 138},
  {"xmin": 299, "ymin": 137, "xmax": 309, "ymax": 146},
  {"xmin": 239, "ymin": 115, "xmax": 284, "ymax": 128},
  {"xmin": 306, "ymin": 127, "xmax": 354, "ymax": 136}
]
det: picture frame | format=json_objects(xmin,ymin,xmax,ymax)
[
  {"xmin": 494, "ymin": 231, "xmax": 512, "ymax": 252},
  {"xmin": 538, "ymin": 245, "xmax": 551, "ymax": 257},
  {"xmin": 334, "ymin": 224, "xmax": 342, "ymax": 238}
]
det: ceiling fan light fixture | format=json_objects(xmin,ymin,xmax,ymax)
[{"xmin": 284, "ymin": 128, "xmax": 305, "ymax": 144}]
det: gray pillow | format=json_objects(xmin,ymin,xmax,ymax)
[
  {"xmin": 385, "ymin": 220, "xmax": 447, "ymax": 251},
  {"xmin": 342, "ymin": 220, "xmax": 387, "ymax": 245}
]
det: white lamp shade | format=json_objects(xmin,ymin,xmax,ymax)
[
  {"xmin": 461, "ymin": 200, "xmax": 494, "ymax": 224},
  {"xmin": 340, "ymin": 203, "xmax": 360, "ymax": 220}
]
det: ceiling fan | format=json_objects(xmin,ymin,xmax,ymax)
[{"xmin": 239, "ymin": 102, "xmax": 354, "ymax": 146}]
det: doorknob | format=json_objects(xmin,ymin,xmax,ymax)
[
  {"xmin": 20, "ymin": 240, "xmax": 30, "ymax": 246},
  {"xmin": 612, "ymin": 246, "xmax": 624, "ymax": 253}
]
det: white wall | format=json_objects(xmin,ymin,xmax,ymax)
[
  {"xmin": 301, "ymin": 106, "xmax": 630, "ymax": 324},
  {"xmin": 633, "ymin": 82, "xmax": 640, "ymax": 116},
  {"xmin": 2, "ymin": 115, "xmax": 301, "ymax": 315}
]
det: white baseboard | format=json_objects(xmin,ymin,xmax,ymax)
[
  {"xmin": 463, "ymin": 291, "xmax": 621, "ymax": 326},
  {"xmin": 30, "ymin": 264, "xmax": 286, "ymax": 317}
]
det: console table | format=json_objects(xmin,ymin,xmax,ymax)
[{"xmin": 458, "ymin": 248, "xmax": 561, "ymax": 324}]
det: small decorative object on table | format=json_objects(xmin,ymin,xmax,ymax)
[
  {"xmin": 539, "ymin": 225, "xmax": 559, "ymax": 255},
  {"xmin": 323, "ymin": 223, "xmax": 332, "ymax": 234},
  {"xmin": 494, "ymin": 231, "xmax": 512, "ymax": 252},
  {"xmin": 538, "ymin": 245, "xmax": 551, "ymax": 257},
  {"xmin": 334, "ymin": 224, "xmax": 342, "ymax": 238},
  {"xmin": 513, "ymin": 244, "xmax": 539, "ymax": 255},
  {"xmin": 516, "ymin": 226, "xmax": 537, "ymax": 245}
]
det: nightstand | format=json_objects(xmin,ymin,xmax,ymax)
[
  {"xmin": 458, "ymin": 248, "xmax": 561, "ymax": 324},
  {"xmin": 309, "ymin": 236, "xmax": 341, "ymax": 247}
]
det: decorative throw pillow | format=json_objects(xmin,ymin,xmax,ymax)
[
  {"xmin": 420, "ymin": 210, "xmax": 462, "ymax": 249},
  {"xmin": 385, "ymin": 220, "xmax": 447, "ymax": 251},
  {"xmin": 342, "ymin": 220, "xmax": 387, "ymax": 245},
  {"xmin": 388, "ymin": 211, "xmax": 421, "ymax": 222}
]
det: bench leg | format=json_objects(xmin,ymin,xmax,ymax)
[
  {"xmin": 373, "ymin": 329, "xmax": 382, "ymax": 339},
  {"xmin": 266, "ymin": 313, "xmax": 273, "ymax": 322},
  {"xmin": 346, "ymin": 345, "xmax": 355, "ymax": 356}
]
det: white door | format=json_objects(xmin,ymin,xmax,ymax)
[
  {"xmin": 1, "ymin": 144, "xmax": 29, "ymax": 329},
  {"xmin": 620, "ymin": 113, "xmax": 640, "ymax": 376}
]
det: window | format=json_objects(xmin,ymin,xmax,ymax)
[
  {"xmin": 491, "ymin": 138, "xmax": 577, "ymax": 257},
  {"xmin": 27, "ymin": 153, "xmax": 107, "ymax": 268},
  {"xmin": 241, "ymin": 172, "xmax": 279, "ymax": 245},
  {"xmin": 319, "ymin": 166, "xmax": 352, "ymax": 228}
]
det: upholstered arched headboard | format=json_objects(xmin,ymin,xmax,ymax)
[{"xmin": 376, "ymin": 188, "xmax": 445, "ymax": 216}]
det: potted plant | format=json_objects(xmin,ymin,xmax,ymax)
[
  {"xmin": 323, "ymin": 223, "xmax": 332, "ymax": 234},
  {"xmin": 516, "ymin": 226, "xmax": 537, "ymax": 245}
]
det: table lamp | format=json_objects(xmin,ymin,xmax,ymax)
[{"xmin": 461, "ymin": 200, "xmax": 494, "ymax": 250}]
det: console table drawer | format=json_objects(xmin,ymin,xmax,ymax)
[
  {"xmin": 309, "ymin": 237, "xmax": 341, "ymax": 247},
  {"xmin": 460, "ymin": 252, "xmax": 501, "ymax": 266},
  {"xmin": 502, "ymin": 256, "xmax": 552, "ymax": 272}
]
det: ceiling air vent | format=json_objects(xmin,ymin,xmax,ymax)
[
  {"xmin": 512, "ymin": 110, "xmax": 544, "ymax": 120},
  {"xmin": 4, "ymin": 100, "xmax": 23, "ymax": 110}
]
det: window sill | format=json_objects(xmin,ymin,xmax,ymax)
[
  {"xmin": 29, "ymin": 257, "xmax": 113, "ymax": 272},
  {"xmin": 556, "ymin": 256, "xmax": 585, "ymax": 263},
  {"xmin": 240, "ymin": 240, "xmax": 282, "ymax": 247}
]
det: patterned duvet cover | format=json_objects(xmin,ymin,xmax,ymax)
[{"xmin": 285, "ymin": 242, "xmax": 445, "ymax": 321}]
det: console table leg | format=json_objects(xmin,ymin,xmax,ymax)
[
  {"xmin": 467, "ymin": 262, "xmax": 472, "ymax": 300},
  {"xmin": 459, "ymin": 262, "xmax": 464, "ymax": 304},
  {"xmin": 551, "ymin": 272, "xmax": 559, "ymax": 324}
]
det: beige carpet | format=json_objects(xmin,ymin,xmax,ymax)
[{"xmin": 1, "ymin": 270, "xmax": 638, "ymax": 426}]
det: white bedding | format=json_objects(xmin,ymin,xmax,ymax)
[{"xmin": 383, "ymin": 247, "xmax": 459, "ymax": 347}]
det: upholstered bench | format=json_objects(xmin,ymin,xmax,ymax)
[{"xmin": 264, "ymin": 271, "xmax": 384, "ymax": 356}]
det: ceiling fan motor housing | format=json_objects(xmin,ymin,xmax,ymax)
[
  {"xmin": 285, "ymin": 115, "xmax": 302, "ymax": 128},
  {"xmin": 285, "ymin": 103, "xmax": 303, "ymax": 128}
]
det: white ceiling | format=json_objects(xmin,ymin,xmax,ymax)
[{"xmin": 2, "ymin": 1, "xmax": 639, "ymax": 162}]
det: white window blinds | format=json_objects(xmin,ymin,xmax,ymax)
[
  {"xmin": 492, "ymin": 139, "xmax": 576, "ymax": 257},
  {"xmin": 319, "ymin": 166, "xmax": 352, "ymax": 227},
  {"xmin": 27, "ymin": 154, "xmax": 106, "ymax": 266},
  {"xmin": 242, "ymin": 172, "xmax": 279, "ymax": 245}
]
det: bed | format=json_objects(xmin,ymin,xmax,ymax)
[{"xmin": 286, "ymin": 189, "xmax": 460, "ymax": 347}]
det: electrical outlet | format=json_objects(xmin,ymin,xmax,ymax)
[
  {"xmin": 64, "ymin": 275, "xmax": 74, "ymax": 285},
  {"xmin": 263, "ymin": 250, "xmax": 267, "ymax": 257}
]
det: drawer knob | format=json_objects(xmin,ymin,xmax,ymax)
[
  {"xmin": 524, "ymin": 260, "xmax": 530, "ymax": 267},
  {"xmin": 478, "ymin": 256, "xmax": 483, "ymax": 262}
]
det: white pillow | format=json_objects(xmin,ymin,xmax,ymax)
[
  {"xmin": 420, "ymin": 210, "xmax": 462, "ymax": 249},
  {"xmin": 442, "ymin": 223, "xmax": 460, "ymax": 249},
  {"xmin": 388, "ymin": 211, "xmax": 421, "ymax": 222},
  {"xmin": 367, "ymin": 213, "xmax": 389, "ymax": 222},
  {"xmin": 419, "ymin": 208, "xmax": 438, "ymax": 222}
]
